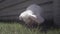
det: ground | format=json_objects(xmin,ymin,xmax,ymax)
[{"xmin": 0, "ymin": 22, "xmax": 60, "ymax": 34}]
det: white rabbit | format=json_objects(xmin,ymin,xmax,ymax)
[{"xmin": 19, "ymin": 4, "xmax": 45, "ymax": 27}]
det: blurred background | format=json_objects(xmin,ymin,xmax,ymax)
[
  {"xmin": 0, "ymin": 0, "xmax": 60, "ymax": 26},
  {"xmin": 0, "ymin": 0, "xmax": 60, "ymax": 34}
]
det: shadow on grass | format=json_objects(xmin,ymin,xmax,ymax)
[
  {"xmin": 24, "ymin": 19, "xmax": 60, "ymax": 34},
  {"xmin": 36, "ymin": 19, "xmax": 60, "ymax": 34}
]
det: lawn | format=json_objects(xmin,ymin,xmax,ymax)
[{"xmin": 0, "ymin": 22, "xmax": 60, "ymax": 34}]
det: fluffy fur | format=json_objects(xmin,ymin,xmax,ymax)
[{"xmin": 19, "ymin": 4, "xmax": 45, "ymax": 27}]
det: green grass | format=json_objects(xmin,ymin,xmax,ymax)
[{"xmin": 0, "ymin": 22, "xmax": 60, "ymax": 34}]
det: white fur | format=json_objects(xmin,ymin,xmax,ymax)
[{"xmin": 19, "ymin": 4, "xmax": 44, "ymax": 25}]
